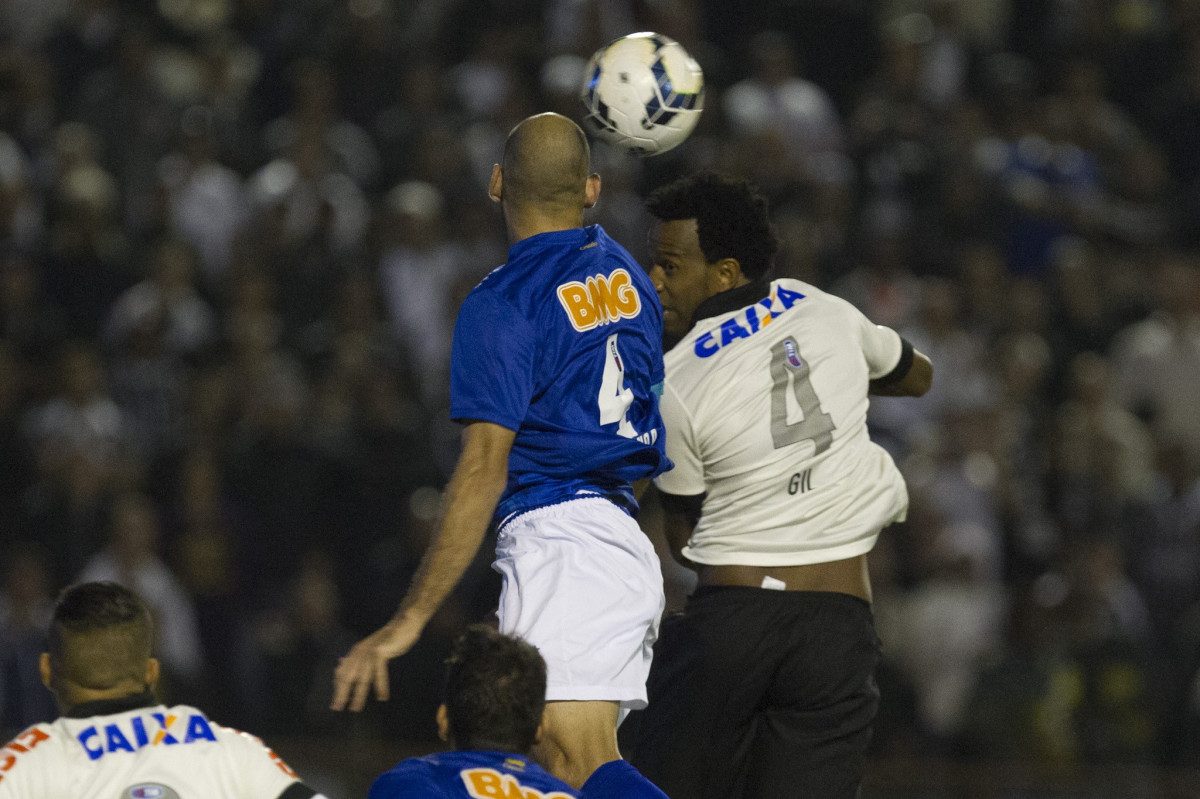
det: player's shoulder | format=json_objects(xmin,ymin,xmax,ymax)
[
  {"xmin": 368, "ymin": 754, "xmax": 450, "ymax": 799},
  {"xmin": 3, "ymin": 720, "xmax": 61, "ymax": 759},
  {"xmin": 0, "ymin": 721, "xmax": 64, "ymax": 793},
  {"xmin": 771, "ymin": 277, "xmax": 848, "ymax": 311},
  {"xmin": 782, "ymin": 277, "xmax": 868, "ymax": 316},
  {"xmin": 205, "ymin": 714, "xmax": 288, "ymax": 755}
]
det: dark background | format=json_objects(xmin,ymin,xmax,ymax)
[{"xmin": 1, "ymin": 1, "xmax": 1200, "ymax": 796}]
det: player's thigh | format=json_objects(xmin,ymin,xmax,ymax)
[
  {"xmin": 744, "ymin": 593, "xmax": 881, "ymax": 799},
  {"xmin": 539, "ymin": 699, "xmax": 621, "ymax": 754},
  {"xmin": 534, "ymin": 700, "xmax": 622, "ymax": 789},
  {"xmin": 494, "ymin": 498, "xmax": 664, "ymax": 704},
  {"xmin": 631, "ymin": 589, "xmax": 781, "ymax": 799}
]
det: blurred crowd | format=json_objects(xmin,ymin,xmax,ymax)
[{"xmin": 0, "ymin": 0, "xmax": 1198, "ymax": 776}]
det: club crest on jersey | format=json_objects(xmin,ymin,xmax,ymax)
[
  {"xmin": 784, "ymin": 339, "xmax": 803, "ymax": 368},
  {"xmin": 557, "ymin": 268, "xmax": 642, "ymax": 332},
  {"xmin": 124, "ymin": 784, "xmax": 181, "ymax": 799},
  {"xmin": 694, "ymin": 285, "xmax": 806, "ymax": 358}
]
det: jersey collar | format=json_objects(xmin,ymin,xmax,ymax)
[
  {"xmin": 692, "ymin": 278, "xmax": 772, "ymax": 324},
  {"xmin": 507, "ymin": 225, "xmax": 595, "ymax": 260},
  {"xmin": 66, "ymin": 689, "xmax": 158, "ymax": 719}
]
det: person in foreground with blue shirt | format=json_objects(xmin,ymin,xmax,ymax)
[
  {"xmin": 369, "ymin": 626, "xmax": 667, "ymax": 799},
  {"xmin": 334, "ymin": 112, "xmax": 671, "ymax": 790}
]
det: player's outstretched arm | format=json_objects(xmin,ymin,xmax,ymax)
[
  {"xmin": 869, "ymin": 346, "xmax": 933, "ymax": 398},
  {"xmin": 332, "ymin": 421, "xmax": 515, "ymax": 712}
]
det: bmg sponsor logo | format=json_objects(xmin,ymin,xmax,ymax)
[{"xmin": 557, "ymin": 268, "xmax": 642, "ymax": 332}]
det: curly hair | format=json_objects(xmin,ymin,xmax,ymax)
[{"xmin": 645, "ymin": 171, "xmax": 779, "ymax": 280}]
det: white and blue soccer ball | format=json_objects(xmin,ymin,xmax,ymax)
[{"xmin": 581, "ymin": 32, "xmax": 704, "ymax": 157}]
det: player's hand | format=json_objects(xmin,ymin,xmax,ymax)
[{"xmin": 330, "ymin": 617, "xmax": 423, "ymax": 712}]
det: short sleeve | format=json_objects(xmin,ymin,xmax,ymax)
[
  {"xmin": 217, "ymin": 727, "xmax": 302, "ymax": 799},
  {"xmin": 0, "ymin": 726, "xmax": 58, "ymax": 799},
  {"xmin": 653, "ymin": 380, "xmax": 705, "ymax": 496},
  {"xmin": 857, "ymin": 317, "xmax": 904, "ymax": 380},
  {"xmin": 449, "ymin": 289, "xmax": 537, "ymax": 430}
]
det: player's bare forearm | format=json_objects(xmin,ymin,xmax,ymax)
[
  {"xmin": 395, "ymin": 422, "xmax": 514, "ymax": 626},
  {"xmin": 332, "ymin": 422, "xmax": 514, "ymax": 712},
  {"xmin": 869, "ymin": 348, "xmax": 933, "ymax": 397}
]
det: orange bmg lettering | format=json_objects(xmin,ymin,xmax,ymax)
[
  {"xmin": 460, "ymin": 768, "xmax": 574, "ymax": 799},
  {"xmin": 557, "ymin": 268, "xmax": 642, "ymax": 332}
]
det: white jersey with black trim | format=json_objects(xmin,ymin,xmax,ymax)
[
  {"xmin": 655, "ymin": 278, "xmax": 909, "ymax": 566},
  {"xmin": 0, "ymin": 699, "xmax": 315, "ymax": 799}
]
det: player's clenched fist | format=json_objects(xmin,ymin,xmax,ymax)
[{"xmin": 331, "ymin": 618, "xmax": 423, "ymax": 712}]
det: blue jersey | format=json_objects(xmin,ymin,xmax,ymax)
[
  {"xmin": 581, "ymin": 760, "xmax": 670, "ymax": 799},
  {"xmin": 450, "ymin": 224, "xmax": 670, "ymax": 521},
  {"xmin": 368, "ymin": 750, "xmax": 579, "ymax": 799}
]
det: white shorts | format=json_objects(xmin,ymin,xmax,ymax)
[{"xmin": 494, "ymin": 496, "xmax": 665, "ymax": 710}]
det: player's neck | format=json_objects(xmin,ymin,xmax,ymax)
[
  {"xmin": 61, "ymin": 683, "xmax": 156, "ymax": 717},
  {"xmin": 504, "ymin": 209, "xmax": 585, "ymax": 245}
]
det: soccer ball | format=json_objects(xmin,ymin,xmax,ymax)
[{"xmin": 581, "ymin": 32, "xmax": 704, "ymax": 157}]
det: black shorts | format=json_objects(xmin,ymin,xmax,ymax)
[{"xmin": 627, "ymin": 586, "xmax": 881, "ymax": 799}]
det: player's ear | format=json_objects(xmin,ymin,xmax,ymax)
[
  {"xmin": 39, "ymin": 652, "xmax": 52, "ymax": 689},
  {"xmin": 488, "ymin": 164, "xmax": 503, "ymax": 203},
  {"xmin": 532, "ymin": 722, "xmax": 544, "ymax": 746},
  {"xmin": 145, "ymin": 658, "xmax": 160, "ymax": 691},
  {"xmin": 436, "ymin": 704, "xmax": 451, "ymax": 742},
  {"xmin": 584, "ymin": 172, "xmax": 601, "ymax": 209},
  {"xmin": 713, "ymin": 257, "xmax": 744, "ymax": 291}
]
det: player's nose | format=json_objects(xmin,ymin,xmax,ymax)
[{"xmin": 647, "ymin": 264, "xmax": 665, "ymax": 292}]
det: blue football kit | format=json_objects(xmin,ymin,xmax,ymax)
[
  {"xmin": 450, "ymin": 224, "xmax": 670, "ymax": 521},
  {"xmin": 368, "ymin": 750, "xmax": 670, "ymax": 799},
  {"xmin": 369, "ymin": 750, "xmax": 578, "ymax": 799}
]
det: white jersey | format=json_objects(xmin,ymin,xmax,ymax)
[
  {"xmin": 655, "ymin": 278, "xmax": 909, "ymax": 566},
  {"xmin": 0, "ymin": 698, "xmax": 312, "ymax": 799}
]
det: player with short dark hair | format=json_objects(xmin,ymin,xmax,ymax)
[
  {"xmin": 442, "ymin": 625, "xmax": 548, "ymax": 753},
  {"xmin": 369, "ymin": 626, "xmax": 667, "ymax": 799},
  {"xmin": 629, "ymin": 171, "xmax": 932, "ymax": 799},
  {"xmin": 0, "ymin": 581, "xmax": 325, "ymax": 799},
  {"xmin": 333, "ymin": 112, "xmax": 671, "ymax": 790},
  {"xmin": 45, "ymin": 577, "xmax": 155, "ymax": 696}
]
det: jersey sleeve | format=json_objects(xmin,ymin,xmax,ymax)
[
  {"xmin": 653, "ymin": 379, "xmax": 705, "ymax": 497},
  {"xmin": 215, "ymin": 726, "xmax": 304, "ymax": 799},
  {"xmin": 449, "ymin": 288, "xmax": 537, "ymax": 431},
  {"xmin": 857, "ymin": 316, "xmax": 904, "ymax": 380},
  {"xmin": 0, "ymin": 726, "xmax": 58, "ymax": 799}
]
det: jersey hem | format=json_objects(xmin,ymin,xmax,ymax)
[
  {"xmin": 682, "ymin": 530, "xmax": 882, "ymax": 567},
  {"xmin": 498, "ymin": 494, "xmax": 633, "ymax": 531}
]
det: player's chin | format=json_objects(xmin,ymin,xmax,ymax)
[{"xmin": 661, "ymin": 309, "xmax": 687, "ymax": 339}]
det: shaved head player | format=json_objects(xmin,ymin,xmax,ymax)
[
  {"xmin": 333, "ymin": 113, "xmax": 671, "ymax": 790},
  {"xmin": 0, "ymin": 581, "xmax": 326, "ymax": 799}
]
